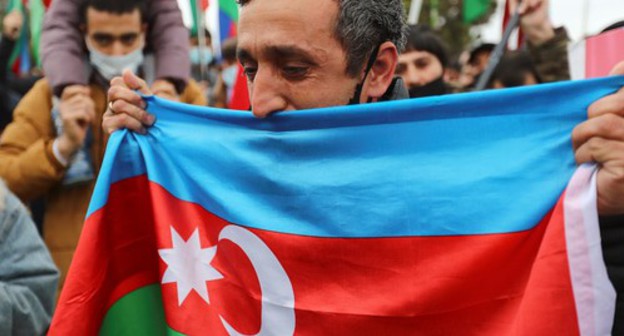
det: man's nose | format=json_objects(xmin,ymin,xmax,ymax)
[
  {"xmin": 249, "ymin": 69, "xmax": 288, "ymax": 118},
  {"xmin": 110, "ymin": 42, "xmax": 126, "ymax": 56}
]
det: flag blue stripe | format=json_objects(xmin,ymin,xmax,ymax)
[{"xmin": 88, "ymin": 76, "xmax": 624, "ymax": 238}]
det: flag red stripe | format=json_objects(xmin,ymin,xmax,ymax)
[{"xmin": 51, "ymin": 176, "xmax": 580, "ymax": 335}]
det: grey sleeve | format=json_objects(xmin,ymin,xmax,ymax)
[
  {"xmin": 40, "ymin": 0, "xmax": 88, "ymax": 96},
  {"xmin": 0, "ymin": 184, "xmax": 59, "ymax": 336}
]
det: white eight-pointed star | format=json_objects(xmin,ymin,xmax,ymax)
[{"xmin": 158, "ymin": 226, "xmax": 223, "ymax": 306}]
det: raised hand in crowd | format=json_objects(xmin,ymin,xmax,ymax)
[
  {"xmin": 2, "ymin": 10, "xmax": 23, "ymax": 41},
  {"xmin": 55, "ymin": 85, "xmax": 96, "ymax": 161},
  {"xmin": 508, "ymin": 0, "xmax": 555, "ymax": 45},
  {"xmin": 573, "ymin": 61, "xmax": 624, "ymax": 215}
]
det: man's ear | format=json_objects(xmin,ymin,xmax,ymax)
[
  {"xmin": 364, "ymin": 41, "xmax": 399, "ymax": 100},
  {"xmin": 141, "ymin": 23, "xmax": 148, "ymax": 34}
]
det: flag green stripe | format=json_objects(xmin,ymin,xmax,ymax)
[
  {"xmin": 220, "ymin": 0, "xmax": 239, "ymax": 22},
  {"xmin": 29, "ymin": 0, "xmax": 46, "ymax": 67},
  {"xmin": 7, "ymin": 0, "xmax": 24, "ymax": 68},
  {"xmin": 189, "ymin": 0, "xmax": 199, "ymax": 36},
  {"xmin": 99, "ymin": 284, "xmax": 185, "ymax": 336},
  {"xmin": 463, "ymin": 0, "xmax": 490, "ymax": 23}
]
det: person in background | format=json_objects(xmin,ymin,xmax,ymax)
[
  {"xmin": 210, "ymin": 37, "xmax": 239, "ymax": 108},
  {"xmin": 0, "ymin": 0, "xmax": 206, "ymax": 292},
  {"xmin": 443, "ymin": 59, "xmax": 462, "ymax": 89},
  {"xmin": 41, "ymin": 0, "xmax": 190, "ymax": 99},
  {"xmin": 509, "ymin": 0, "xmax": 570, "ymax": 83},
  {"xmin": 459, "ymin": 42, "xmax": 495, "ymax": 89},
  {"xmin": 395, "ymin": 24, "xmax": 450, "ymax": 98},
  {"xmin": 0, "ymin": 179, "xmax": 59, "ymax": 336},
  {"xmin": 189, "ymin": 28, "xmax": 214, "ymax": 82},
  {"xmin": 189, "ymin": 29, "xmax": 218, "ymax": 105},
  {"xmin": 0, "ymin": 9, "xmax": 22, "ymax": 132},
  {"xmin": 488, "ymin": 51, "xmax": 541, "ymax": 88}
]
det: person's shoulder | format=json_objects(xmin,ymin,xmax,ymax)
[
  {"xmin": 18, "ymin": 77, "xmax": 54, "ymax": 107},
  {"xmin": 12, "ymin": 78, "xmax": 54, "ymax": 121},
  {"xmin": 28, "ymin": 78, "xmax": 53, "ymax": 95},
  {"xmin": 181, "ymin": 79, "xmax": 208, "ymax": 106},
  {"xmin": 0, "ymin": 179, "xmax": 29, "ymax": 238}
]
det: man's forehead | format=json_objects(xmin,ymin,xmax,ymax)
[
  {"xmin": 238, "ymin": 0, "xmax": 339, "ymax": 35},
  {"xmin": 85, "ymin": 7, "xmax": 142, "ymax": 29},
  {"xmin": 399, "ymin": 50, "xmax": 437, "ymax": 62}
]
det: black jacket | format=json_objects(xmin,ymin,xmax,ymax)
[{"xmin": 601, "ymin": 215, "xmax": 624, "ymax": 334}]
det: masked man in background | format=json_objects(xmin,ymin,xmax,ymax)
[{"xmin": 0, "ymin": 0, "xmax": 205, "ymax": 292}]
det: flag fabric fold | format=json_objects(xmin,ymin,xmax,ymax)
[{"xmin": 49, "ymin": 77, "xmax": 623, "ymax": 335}]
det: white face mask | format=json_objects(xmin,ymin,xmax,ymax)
[
  {"xmin": 86, "ymin": 40, "xmax": 144, "ymax": 80},
  {"xmin": 222, "ymin": 65, "xmax": 238, "ymax": 88}
]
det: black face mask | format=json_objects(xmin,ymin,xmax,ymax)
[
  {"xmin": 348, "ymin": 45, "xmax": 381, "ymax": 105},
  {"xmin": 408, "ymin": 76, "xmax": 447, "ymax": 98}
]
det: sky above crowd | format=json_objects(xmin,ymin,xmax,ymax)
[{"xmin": 479, "ymin": 0, "xmax": 624, "ymax": 43}]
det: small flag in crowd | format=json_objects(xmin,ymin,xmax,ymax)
[
  {"xmin": 48, "ymin": 76, "xmax": 623, "ymax": 335},
  {"xmin": 7, "ymin": 0, "xmax": 49, "ymax": 75},
  {"xmin": 206, "ymin": 0, "xmax": 239, "ymax": 59},
  {"xmin": 463, "ymin": 0, "xmax": 492, "ymax": 23}
]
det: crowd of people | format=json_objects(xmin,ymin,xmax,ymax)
[{"xmin": 0, "ymin": 0, "xmax": 623, "ymax": 334}]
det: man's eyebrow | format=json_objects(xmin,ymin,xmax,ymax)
[
  {"xmin": 265, "ymin": 45, "xmax": 319, "ymax": 64},
  {"xmin": 237, "ymin": 48, "xmax": 253, "ymax": 63},
  {"xmin": 237, "ymin": 45, "xmax": 321, "ymax": 65}
]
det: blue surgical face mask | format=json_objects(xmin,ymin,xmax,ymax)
[
  {"xmin": 222, "ymin": 65, "xmax": 238, "ymax": 88},
  {"xmin": 86, "ymin": 41, "xmax": 144, "ymax": 80},
  {"xmin": 190, "ymin": 46, "xmax": 213, "ymax": 65}
]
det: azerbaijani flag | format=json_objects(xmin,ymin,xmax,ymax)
[
  {"xmin": 7, "ymin": 0, "xmax": 48, "ymax": 75},
  {"xmin": 49, "ymin": 77, "xmax": 623, "ymax": 335},
  {"xmin": 206, "ymin": 0, "xmax": 238, "ymax": 59},
  {"xmin": 206, "ymin": 0, "xmax": 249, "ymax": 110}
]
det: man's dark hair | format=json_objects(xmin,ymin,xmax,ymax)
[
  {"xmin": 488, "ymin": 51, "xmax": 542, "ymax": 88},
  {"xmin": 221, "ymin": 37, "xmax": 238, "ymax": 63},
  {"xmin": 468, "ymin": 43, "xmax": 495, "ymax": 66},
  {"xmin": 236, "ymin": 0, "xmax": 408, "ymax": 77},
  {"xmin": 80, "ymin": 0, "xmax": 148, "ymax": 25},
  {"xmin": 404, "ymin": 24, "xmax": 449, "ymax": 68},
  {"xmin": 601, "ymin": 20, "xmax": 624, "ymax": 34}
]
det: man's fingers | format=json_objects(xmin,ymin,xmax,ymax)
[
  {"xmin": 587, "ymin": 86, "xmax": 624, "ymax": 119},
  {"xmin": 609, "ymin": 61, "xmax": 624, "ymax": 76},
  {"xmin": 110, "ymin": 99, "xmax": 155, "ymax": 126},
  {"xmin": 574, "ymin": 138, "xmax": 624, "ymax": 215},
  {"xmin": 110, "ymin": 76, "xmax": 128, "ymax": 89},
  {"xmin": 122, "ymin": 69, "xmax": 153, "ymax": 95},
  {"xmin": 572, "ymin": 113, "xmax": 624, "ymax": 150},
  {"xmin": 103, "ymin": 112, "xmax": 147, "ymax": 135},
  {"xmin": 105, "ymin": 72, "xmax": 155, "ymax": 134},
  {"xmin": 108, "ymin": 85, "xmax": 146, "ymax": 109},
  {"xmin": 574, "ymin": 137, "xmax": 624, "ymax": 165},
  {"xmin": 62, "ymin": 106, "xmax": 96, "ymax": 128},
  {"xmin": 61, "ymin": 85, "xmax": 91, "ymax": 100}
]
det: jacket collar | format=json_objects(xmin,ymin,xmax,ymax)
[{"xmin": 379, "ymin": 77, "xmax": 409, "ymax": 102}]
